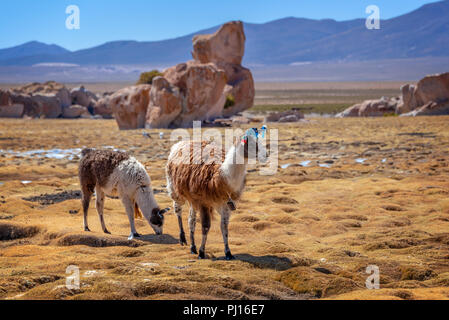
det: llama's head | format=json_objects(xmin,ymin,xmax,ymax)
[
  {"xmin": 149, "ymin": 207, "xmax": 170, "ymax": 235},
  {"xmin": 136, "ymin": 185, "xmax": 170, "ymax": 235},
  {"xmin": 240, "ymin": 126, "xmax": 268, "ymax": 163}
]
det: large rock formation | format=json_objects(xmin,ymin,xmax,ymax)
[
  {"xmin": 337, "ymin": 72, "xmax": 449, "ymax": 117},
  {"xmin": 142, "ymin": 21, "xmax": 254, "ymax": 129},
  {"xmin": 107, "ymin": 21, "xmax": 254, "ymax": 129},
  {"xmin": 109, "ymin": 85, "xmax": 151, "ymax": 130}
]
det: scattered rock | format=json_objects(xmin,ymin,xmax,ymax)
[
  {"xmin": 265, "ymin": 110, "xmax": 304, "ymax": 122},
  {"xmin": 336, "ymin": 97, "xmax": 400, "ymax": 117},
  {"xmin": 62, "ymin": 105, "xmax": 88, "ymax": 119}
]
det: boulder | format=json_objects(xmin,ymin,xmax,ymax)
[
  {"xmin": 265, "ymin": 110, "xmax": 305, "ymax": 122},
  {"xmin": 192, "ymin": 21, "xmax": 255, "ymax": 117},
  {"xmin": 401, "ymin": 101, "xmax": 449, "ymax": 117},
  {"xmin": 93, "ymin": 97, "xmax": 114, "ymax": 118},
  {"xmin": 32, "ymin": 94, "xmax": 62, "ymax": 118},
  {"xmin": 70, "ymin": 86, "xmax": 98, "ymax": 108},
  {"xmin": 0, "ymin": 89, "xmax": 12, "ymax": 106},
  {"xmin": 414, "ymin": 72, "xmax": 449, "ymax": 105},
  {"xmin": 110, "ymin": 85, "xmax": 151, "ymax": 130},
  {"xmin": 219, "ymin": 63, "xmax": 255, "ymax": 117},
  {"xmin": 336, "ymin": 97, "xmax": 400, "ymax": 117},
  {"xmin": 164, "ymin": 61, "xmax": 227, "ymax": 126},
  {"xmin": 397, "ymin": 84, "xmax": 418, "ymax": 114},
  {"xmin": 62, "ymin": 105, "xmax": 88, "ymax": 119},
  {"xmin": 0, "ymin": 104, "xmax": 24, "ymax": 118},
  {"xmin": 192, "ymin": 21, "xmax": 245, "ymax": 65},
  {"xmin": 145, "ymin": 76, "xmax": 182, "ymax": 128},
  {"xmin": 9, "ymin": 93, "xmax": 41, "ymax": 118},
  {"xmin": 399, "ymin": 72, "xmax": 449, "ymax": 115}
]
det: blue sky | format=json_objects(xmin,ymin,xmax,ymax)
[{"xmin": 0, "ymin": 0, "xmax": 439, "ymax": 51}]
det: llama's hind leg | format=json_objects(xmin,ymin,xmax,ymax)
[
  {"xmin": 198, "ymin": 206, "xmax": 211, "ymax": 259},
  {"xmin": 219, "ymin": 206, "xmax": 234, "ymax": 260},
  {"xmin": 174, "ymin": 202, "xmax": 187, "ymax": 246},
  {"xmin": 188, "ymin": 206, "xmax": 197, "ymax": 254},
  {"xmin": 81, "ymin": 188, "xmax": 93, "ymax": 232},
  {"xmin": 122, "ymin": 196, "xmax": 140, "ymax": 240},
  {"xmin": 95, "ymin": 186, "xmax": 110, "ymax": 234}
]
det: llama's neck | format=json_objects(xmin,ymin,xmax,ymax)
[
  {"xmin": 136, "ymin": 186, "xmax": 158, "ymax": 218},
  {"xmin": 220, "ymin": 144, "xmax": 247, "ymax": 194}
]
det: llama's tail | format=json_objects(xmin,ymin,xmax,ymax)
[{"xmin": 134, "ymin": 202, "xmax": 143, "ymax": 219}]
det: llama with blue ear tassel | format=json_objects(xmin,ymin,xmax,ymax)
[{"xmin": 166, "ymin": 126, "xmax": 267, "ymax": 260}]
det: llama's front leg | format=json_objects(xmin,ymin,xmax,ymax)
[
  {"xmin": 82, "ymin": 189, "xmax": 92, "ymax": 232},
  {"xmin": 122, "ymin": 196, "xmax": 140, "ymax": 240},
  {"xmin": 198, "ymin": 206, "xmax": 211, "ymax": 259},
  {"xmin": 219, "ymin": 206, "xmax": 234, "ymax": 260},
  {"xmin": 188, "ymin": 206, "xmax": 197, "ymax": 254},
  {"xmin": 95, "ymin": 186, "xmax": 110, "ymax": 234},
  {"xmin": 174, "ymin": 202, "xmax": 187, "ymax": 246}
]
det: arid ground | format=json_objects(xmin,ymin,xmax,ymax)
[{"xmin": 1, "ymin": 115, "xmax": 449, "ymax": 300}]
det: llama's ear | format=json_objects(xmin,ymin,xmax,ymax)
[{"xmin": 159, "ymin": 208, "xmax": 170, "ymax": 215}]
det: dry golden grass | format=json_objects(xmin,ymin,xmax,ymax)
[{"xmin": 0, "ymin": 117, "xmax": 449, "ymax": 300}]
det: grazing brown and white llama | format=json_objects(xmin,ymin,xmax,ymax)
[
  {"xmin": 166, "ymin": 127, "xmax": 267, "ymax": 260},
  {"xmin": 79, "ymin": 148, "xmax": 170, "ymax": 240}
]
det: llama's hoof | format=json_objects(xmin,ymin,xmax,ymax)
[
  {"xmin": 103, "ymin": 229, "xmax": 111, "ymax": 234},
  {"xmin": 198, "ymin": 250, "xmax": 205, "ymax": 259},
  {"xmin": 179, "ymin": 233, "xmax": 187, "ymax": 246},
  {"xmin": 225, "ymin": 252, "xmax": 235, "ymax": 261},
  {"xmin": 128, "ymin": 232, "xmax": 141, "ymax": 240},
  {"xmin": 84, "ymin": 227, "xmax": 90, "ymax": 232},
  {"xmin": 190, "ymin": 245, "xmax": 198, "ymax": 254}
]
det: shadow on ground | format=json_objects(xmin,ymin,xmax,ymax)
[
  {"xmin": 215, "ymin": 253, "xmax": 293, "ymax": 271},
  {"xmin": 138, "ymin": 233, "xmax": 179, "ymax": 244}
]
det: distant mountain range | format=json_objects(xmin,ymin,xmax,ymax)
[
  {"xmin": 0, "ymin": 0, "xmax": 448, "ymax": 82},
  {"xmin": 1, "ymin": 0, "xmax": 449, "ymax": 67}
]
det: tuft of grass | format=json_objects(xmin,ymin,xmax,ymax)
[
  {"xmin": 224, "ymin": 94, "xmax": 236, "ymax": 109},
  {"xmin": 136, "ymin": 70, "xmax": 163, "ymax": 85},
  {"xmin": 248, "ymin": 103, "xmax": 352, "ymax": 115}
]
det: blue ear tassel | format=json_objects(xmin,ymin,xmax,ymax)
[
  {"xmin": 247, "ymin": 128, "xmax": 258, "ymax": 138},
  {"xmin": 260, "ymin": 125, "xmax": 267, "ymax": 138}
]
